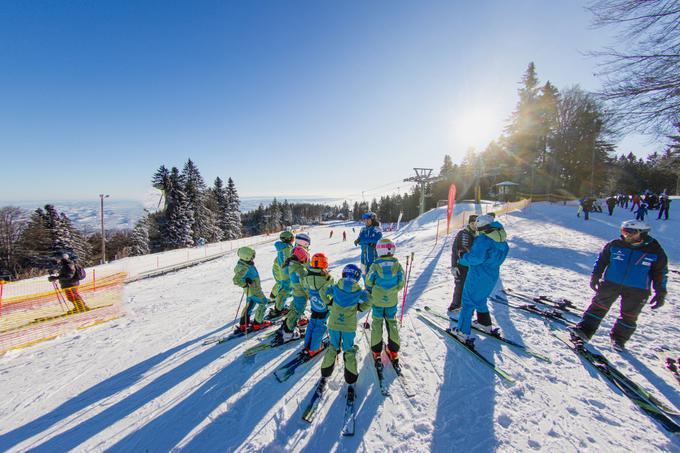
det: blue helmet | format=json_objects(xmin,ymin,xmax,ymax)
[
  {"xmin": 361, "ymin": 212, "xmax": 377, "ymax": 221},
  {"xmin": 295, "ymin": 232, "xmax": 311, "ymax": 248},
  {"xmin": 342, "ymin": 264, "xmax": 361, "ymax": 282}
]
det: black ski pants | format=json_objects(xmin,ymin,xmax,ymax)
[
  {"xmin": 578, "ymin": 282, "xmax": 649, "ymax": 344},
  {"xmin": 658, "ymin": 206, "xmax": 669, "ymax": 220},
  {"xmin": 450, "ymin": 265, "xmax": 469, "ymax": 310}
]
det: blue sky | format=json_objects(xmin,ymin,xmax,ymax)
[{"xmin": 0, "ymin": 1, "xmax": 661, "ymax": 202}]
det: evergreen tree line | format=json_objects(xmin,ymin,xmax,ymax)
[{"xmin": 241, "ymin": 200, "xmax": 351, "ymax": 235}]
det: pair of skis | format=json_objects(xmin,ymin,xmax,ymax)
[
  {"xmin": 420, "ymin": 307, "xmax": 551, "ymax": 363},
  {"xmin": 490, "ymin": 295, "xmax": 577, "ymax": 327},
  {"xmin": 201, "ymin": 322, "xmax": 277, "ymax": 345},
  {"xmin": 301, "ymin": 376, "xmax": 357, "ymax": 436},
  {"xmin": 417, "ymin": 311, "xmax": 516, "ymax": 384},
  {"xmin": 360, "ymin": 322, "xmax": 415, "ymax": 398},
  {"xmin": 553, "ymin": 330, "xmax": 680, "ymax": 434},
  {"xmin": 501, "ymin": 288, "xmax": 580, "ymax": 313}
]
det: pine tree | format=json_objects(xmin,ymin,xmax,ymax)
[
  {"xmin": 282, "ymin": 200, "xmax": 294, "ymax": 226},
  {"xmin": 182, "ymin": 159, "xmax": 222, "ymax": 243},
  {"xmin": 210, "ymin": 177, "xmax": 230, "ymax": 236},
  {"xmin": 162, "ymin": 167, "xmax": 194, "ymax": 249},
  {"xmin": 16, "ymin": 208, "xmax": 53, "ymax": 270},
  {"xmin": 130, "ymin": 217, "xmax": 150, "ymax": 256},
  {"xmin": 224, "ymin": 177, "xmax": 242, "ymax": 239},
  {"xmin": 152, "ymin": 165, "xmax": 172, "ymax": 211}
]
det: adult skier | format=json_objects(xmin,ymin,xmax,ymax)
[
  {"xmin": 635, "ymin": 203, "xmax": 648, "ymax": 221},
  {"xmin": 354, "ymin": 212, "xmax": 383, "ymax": 276},
  {"xmin": 448, "ymin": 214, "xmax": 478, "ymax": 312},
  {"xmin": 300, "ymin": 252, "xmax": 334, "ymax": 357},
  {"xmin": 449, "ymin": 215, "xmax": 509, "ymax": 345},
  {"xmin": 269, "ymin": 231, "xmax": 295, "ymax": 318},
  {"xmin": 606, "ymin": 196, "xmax": 617, "ymax": 216},
  {"xmin": 582, "ymin": 197, "xmax": 595, "ymax": 221},
  {"xmin": 658, "ymin": 194, "xmax": 671, "ymax": 220},
  {"xmin": 366, "ymin": 238, "xmax": 405, "ymax": 364},
  {"xmin": 570, "ymin": 220, "xmax": 668, "ymax": 350},
  {"xmin": 320, "ymin": 264, "xmax": 371, "ymax": 385},
  {"xmin": 232, "ymin": 247, "xmax": 272, "ymax": 332},
  {"xmin": 48, "ymin": 253, "xmax": 89, "ymax": 313}
]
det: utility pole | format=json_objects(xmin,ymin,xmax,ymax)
[
  {"xmin": 404, "ymin": 168, "xmax": 442, "ymax": 216},
  {"xmin": 99, "ymin": 194, "xmax": 109, "ymax": 264}
]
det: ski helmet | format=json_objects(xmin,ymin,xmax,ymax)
[
  {"xmin": 620, "ymin": 219, "xmax": 650, "ymax": 234},
  {"xmin": 311, "ymin": 253, "xmax": 328, "ymax": 270},
  {"xmin": 237, "ymin": 246, "xmax": 256, "ymax": 261},
  {"xmin": 292, "ymin": 246, "xmax": 309, "ymax": 263},
  {"xmin": 474, "ymin": 215, "xmax": 494, "ymax": 230},
  {"xmin": 362, "ymin": 212, "xmax": 377, "ymax": 221},
  {"xmin": 376, "ymin": 238, "xmax": 396, "ymax": 257},
  {"xmin": 279, "ymin": 230, "xmax": 294, "ymax": 242},
  {"xmin": 342, "ymin": 264, "xmax": 361, "ymax": 282},
  {"xmin": 295, "ymin": 232, "xmax": 311, "ymax": 248}
]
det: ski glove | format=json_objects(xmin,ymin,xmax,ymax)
[
  {"xmin": 649, "ymin": 293, "xmax": 665, "ymax": 310},
  {"xmin": 450, "ymin": 267, "xmax": 460, "ymax": 278},
  {"xmin": 589, "ymin": 276, "xmax": 600, "ymax": 292},
  {"xmin": 354, "ymin": 239, "xmax": 359, "ymax": 246}
]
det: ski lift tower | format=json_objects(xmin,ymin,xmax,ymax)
[{"xmin": 404, "ymin": 168, "xmax": 443, "ymax": 216}]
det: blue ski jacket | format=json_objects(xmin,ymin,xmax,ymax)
[
  {"xmin": 593, "ymin": 236, "xmax": 667, "ymax": 294},
  {"xmin": 459, "ymin": 221, "xmax": 509, "ymax": 303},
  {"xmin": 356, "ymin": 224, "xmax": 383, "ymax": 267}
]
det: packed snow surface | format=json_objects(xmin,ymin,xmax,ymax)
[{"xmin": 0, "ymin": 202, "xmax": 678, "ymax": 452}]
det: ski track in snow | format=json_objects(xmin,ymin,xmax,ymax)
[{"xmin": 0, "ymin": 202, "xmax": 679, "ymax": 452}]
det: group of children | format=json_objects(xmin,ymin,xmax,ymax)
[{"xmin": 231, "ymin": 213, "xmax": 405, "ymax": 387}]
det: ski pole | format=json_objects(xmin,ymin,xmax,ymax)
[
  {"xmin": 52, "ymin": 281, "xmax": 68, "ymax": 312},
  {"xmin": 233, "ymin": 287, "xmax": 247, "ymax": 328},
  {"xmin": 399, "ymin": 252, "xmax": 415, "ymax": 327}
]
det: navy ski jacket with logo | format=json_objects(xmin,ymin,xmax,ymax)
[{"xmin": 592, "ymin": 236, "xmax": 668, "ymax": 294}]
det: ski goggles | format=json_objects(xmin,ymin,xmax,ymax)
[{"xmin": 621, "ymin": 227, "xmax": 641, "ymax": 236}]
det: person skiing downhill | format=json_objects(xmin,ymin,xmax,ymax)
[
  {"xmin": 570, "ymin": 220, "xmax": 668, "ymax": 350},
  {"xmin": 300, "ymin": 253, "xmax": 334, "ymax": 357},
  {"xmin": 354, "ymin": 212, "xmax": 383, "ymax": 278},
  {"xmin": 269, "ymin": 230, "xmax": 295, "ymax": 318},
  {"xmin": 48, "ymin": 253, "xmax": 89, "ymax": 313},
  {"xmin": 449, "ymin": 215, "xmax": 509, "ymax": 345},
  {"xmin": 366, "ymin": 238, "xmax": 405, "ymax": 364},
  {"xmin": 449, "ymin": 214, "xmax": 478, "ymax": 312},
  {"xmin": 280, "ymin": 233, "xmax": 312, "ymax": 341},
  {"xmin": 320, "ymin": 264, "xmax": 371, "ymax": 386},
  {"xmin": 232, "ymin": 247, "xmax": 272, "ymax": 332}
]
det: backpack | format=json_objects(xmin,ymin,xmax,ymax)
[{"xmin": 74, "ymin": 263, "xmax": 86, "ymax": 280}]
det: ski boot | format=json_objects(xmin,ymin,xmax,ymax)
[
  {"xmin": 471, "ymin": 320, "xmax": 501, "ymax": 336},
  {"xmin": 236, "ymin": 323, "xmax": 249, "ymax": 333},
  {"xmin": 297, "ymin": 316, "xmax": 309, "ymax": 327},
  {"xmin": 610, "ymin": 334, "xmax": 626, "ymax": 352},
  {"xmin": 372, "ymin": 351, "xmax": 384, "ymax": 371},
  {"xmin": 251, "ymin": 320, "xmax": 272, "ymax": 331},
  {"xmin": 303, "ymin": 343, "xmax": 325, "ymax": 359},
  {"xmin": 385, "ymin": 346, "xmax": 401, "ymax": 372},
  {"xmin": 448, "ymin": 328, "xmax": 475, "ymax": 348},
  {"xmin": 447, "ymin": 302, "xmax": 461, "ymax": 313},
  {"xmin": 281, "ymin": 326, "xmax": 301, "ymax": 342},
  {"xmin": 568, "ymin": 326, "xmax": 589, "ymax": 343}
]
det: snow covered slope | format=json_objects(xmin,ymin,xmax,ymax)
[{"xmin": 0, "ymin": 202, "xmax": 678, "ymax": 452}]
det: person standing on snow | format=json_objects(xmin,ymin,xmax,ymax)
[
  {"xmin": 635, "ymin": 203, "xmax": 648, "ymax": 221},
  {"xmin": 48, "ymin": 253, "xmax": 89, "ymax": 313},
  {"xmin": 606, "ymin": 196, "xmax": 617, "ymax": 216},
  {"xmin": 280, "ymin": 234, "xmax": 312, "ymax": 341},
  {"xmin": 320, "ymin": 264, "xmax": 371, "ymax": 388},
  {"xmin": 448, "ymin": 214, "xmax": 478, "ymax": 312},
  {"xmin": 232, "ymin": 247, "xmax": 272, "ymax": 332},
  {"xmin": 366, "ymin": 238, "xmax": 405, "ymax": 366},
  {"xmin": 343, "ymin": 231, "xmax": 347, "ymax": 241},
  {"xmin": 570, "ymin": 220, "xmax": 668, "ymax": 350},
  {"xmin": 354, "ymin": 212, "xmax": 383, "ymax": 277},
  {"xmin": 300, "ymin": 253, "xmax": 334, "ymax": 357},
  {"xmin": 269, "ymin": 230, "xmax": 295, "ymax": 318},
  {"xmin": 449, "ymin": 215, "xmax": 509, "ymax": 346},
  {"xmin": 582, "ymin": 197, "xmax": 595, "ymax": 221},
  {"xmin": 658, "ymin": 194, "xmax": 671, "ymax": 220}
]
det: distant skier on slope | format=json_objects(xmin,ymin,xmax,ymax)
[
  {"xmin": 320, "ymin": 264, "xmax": 371, "ymax": 386},
  {"xmin": 48, "ymin": 253, "xmax": 89, "ymax": 313},
  {"xmin": 354, "ymin": 212, "xmax": 383, "ymax": 278},
  {"xmin": 570, "ymin": 220, "xmax": 668, "ymax": 351},
  {"xmin": 269, "ymin": 231, "xmax": 295, "ymax": 318},
  {"xmin": 300, "ymin": 253, "xmax": 334, "ymax": 357},
  {"xmin": 448, "ymin": 214, "xmax": 478, "ymax": 312},
  {"xmin": 635, "ymin": 203, "xmax": 648, "ymax": 221},
  {"xmin": 658, "ymin": 193, "xmax": 671, "ymax": 220},
  {"xmin": 232, "ymin": 247, "xmax": 272, "ymax": 332},
  {"xmin": 448, "ymin": 215, "xmax": 509, "ymax": 346},
  {"xmin": 606, "ymin": 196, "xmax": 617, "ymax": 216},
  {"xmin": 366, "ymin": 238, "xmax": 405, "ymax": 365}
]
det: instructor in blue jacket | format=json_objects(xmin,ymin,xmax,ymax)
[
  {"xmin": 571, "ymin": 219, "xmax": 668, "ymax": 350},
  {"xmin": 354, "ymin": 212, "xmax": 383, "ymax": 275}
]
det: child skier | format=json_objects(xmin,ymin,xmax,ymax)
[
  {"xmin": 366, "ymin": 238, "xmax": 405, "ymax": 366},
  {"xmin": 300, "ymin": 252, "xmax": 334, "ymax": 357},
  {"xmin": 320, "ymin": 264, "xmax": 371, "ymax": 387},
  {"xmin": 270, "ymin": 230, "xmax": 295, "ymax": 318},
  {"xmin": 232, "ymin": 247, "xmax": 272, "ymax": 332},
  {"xmin": 280, "ymin": 233, "xmax": 312, "ymax": 340}
]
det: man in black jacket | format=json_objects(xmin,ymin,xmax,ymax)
[
  {"xmin": 448, "ymin": 214, "xmax": 477, "ymax": 312},
  {"xmin": 570, "ymin": 220, "xmax": 667, "ymax": 350},
  {"xmin": 48, "ymin": 253, "xmax": 89, "ymax": 313}
]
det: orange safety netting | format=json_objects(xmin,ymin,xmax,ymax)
[{"xmin": 0, "ymin": 272, "xmax": 126, "ymax": 354}]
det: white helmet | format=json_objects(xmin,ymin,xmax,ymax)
[
  {"xmin": 376, "ymin": 238, "xmax": 396, "ymax": 257},
  {"xmin": 620, "ymin": 219, "xmax": 650, "ymax": 233},
  {"xmin": 475, "ymin": 215, "xmax": 494, "ymax": 229}
]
